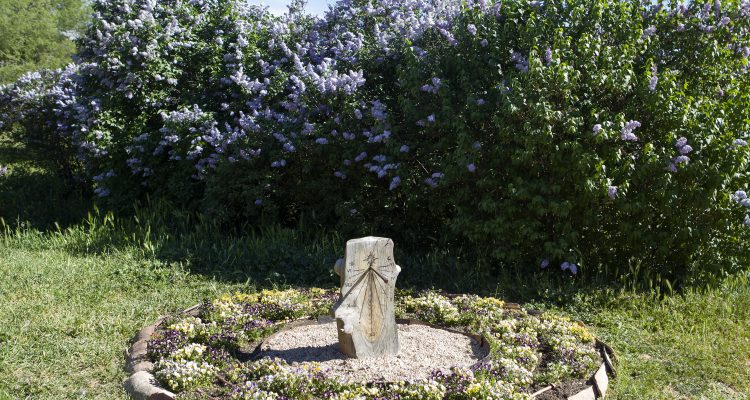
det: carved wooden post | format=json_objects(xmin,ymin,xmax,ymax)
[{"xmin": 332, "ymin": 237, "xmax": 401, "ymax": 358}]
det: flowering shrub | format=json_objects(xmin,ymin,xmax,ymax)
[
  {"xmin": 2, "ymin": 0, "xmax": 750, "ymax": 280},
  {"xmin": 147, "ymin": 288, "xmax": 601, "ymax": 398}
]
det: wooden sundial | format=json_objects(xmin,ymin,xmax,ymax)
[{"xmin": 332, "ymin": 237, "xmax": 401, "ymax": 358}]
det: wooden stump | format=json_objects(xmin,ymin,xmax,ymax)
[{"xmin": 332, "ymin": 237, "xmax": 401, "ymax": 358}]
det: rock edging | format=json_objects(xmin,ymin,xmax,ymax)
[{"xmin": 123, "ymin": 304, "xmax": 202, "ymax": 400}]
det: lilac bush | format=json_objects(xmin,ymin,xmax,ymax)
[{"xmin": 1, "ymin": 0, "xmax": 749, "ymax": 282}]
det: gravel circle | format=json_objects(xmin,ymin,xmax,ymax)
[{"xmin": 256, "ymin": 322, "xmax": 488, "ymax": 383}]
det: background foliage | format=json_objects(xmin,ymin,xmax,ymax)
[
  {"xmin": 1, "ymin": 0, "xmax": 750, "ymax": 285},
  {"xmin": 0, "ymin": 0, "xmax": 89, "ymax": 83}
]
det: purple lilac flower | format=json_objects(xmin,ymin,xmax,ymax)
[
  {"xmin": 669, "ymin": 137, "xmax": 693, "ymax": 167},
  {"xmin": 354, "ymin": 152, "xmax": 367, "ymax": 162},
  {"xmin": 744, "ymin": 215, "xmax": 750, "ymax": 228},
  {"xmin": 736, "ymin": 191, "xmax": 750, "ymax": 207},
  {"xmin": 718, "ymin": 16, "xmax": 731, "ymax": 27},
  {"xmin": 480, "ymin": 39, "xmax": 489, "ymax": 47},
  {"xmin": 423, "ymin": 77, "xmax": 442, "ymax": 94},
  {"xmin": 733, "ymin": 139, "xmax": 747, "ymax": 146},
  {"xmin": 511, "ymin": 51, "xmax": 529, "ymax": 73},
  {"xmin": 315, "ymin": 138, "xmax": 328, "ymax": 145},
  {"xmin": 431, "ymin": 172, "xmax": 445, "ymax": 179},
  {"xmin": 254, "ymin": 199, "xmax": 262, "ymax": 206},
  {"xmin": 472, "ymin": 141, "xmax": 482, "ymax": 149},
  {"xmin": 371, "ymin": 101, "xmax": 387, "ymax": 120},
  {"xmin": 592, "ymin": 124, "xmax": 603, "ymax": 135},
  {"xmin": 424, "ymin": 178, "xmax": 437, "ymax": 188},
  {"xmin": 608, "ymin": 186, "xmax": 618, "ymax": 200},
  {"xmin": 354, "ymin": 109, "xmax": 363, "ymax": 119},
  {"xmin": 467, "ymin": 24, "xmax": 478, "ymax": 36},
  {"xmin": 544, "ymin": 47, "xmax": 553, "ymax": 65},
  {"xmin": 649, "ymin": 65, "xmax": 658, "ymax": 92},
  {"xmin": 561, "ymin": 262, "xmax": 578, "ymax": 274},
  {"xmin": 438, "ymin": 28, "xmax": 458, "ymax": 46},
  {"xmin": 334, "ymin": 171, "xmax": 346, "ymax": 179},
  {"xmin": 400, "ymin": 145, "xmax": 410, "ymax": 153},
  {"xmin": 621, "ymin": 120, "xmax": 641, "ymax": 141},
  {"xmin": 0, "ymin": 165, "xmax": 7, "ymax": 176},
  {"xmin": 389, "ymin": 176, "xmax": 401, "ymax": 190},
  {"xmin": 642, "ymin": 26, "xmax": 657, "ymax": 39},
  {"xmin": 427, "ymin": 114, "xmax": 436, "ymax": 123},
  {"xmin": 540, "ymin": 259, "xmax": 549, "ymax": 269},
  {"xmin": 467, "ymin": 163, "xmax": 477, "ymax": 173},
  {"xmin": 476, "ymin": 98, "xmax": 486, "ymax": 105}
]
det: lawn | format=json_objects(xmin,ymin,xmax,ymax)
[{"xmin": 0, "ymin": 220, "xmax": 748, "ymax": 399}]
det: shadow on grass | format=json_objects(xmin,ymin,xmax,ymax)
[
  {"xmin": 5, "ymin": 203, "xmax": 598, "ymax": 303},
  {"xmin": 0, "ymin": 141, "xmax": 652, "ymax": 301},
  {"xmin": 0, "ymin": 162, "xmax": 91, "ymax": 231}
]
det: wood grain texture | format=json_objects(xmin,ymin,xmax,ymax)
[{"xmin": 332, "ymin": 237, "xmax": 401, "ymax": 358}]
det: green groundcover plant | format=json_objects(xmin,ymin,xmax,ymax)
[
  {"xmin": 1, "ymin": 0, "xmax": 749, "ymax": 282},
  {"xmin": 146, "ymin": 288, "xmax": 600, "ymax": 399}
]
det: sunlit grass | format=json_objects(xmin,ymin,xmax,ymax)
[{"xmin": 0, "ymin": 219, "xmax": 748, "ymax": 399}]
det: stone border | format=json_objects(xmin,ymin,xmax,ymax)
[
  {"xmin": 123, "ymin": 302, "xmax": 616, "ymax": 400},
  {"xmin": 122, "ymin": 303, "xmax": 201, "ymax": 400}
]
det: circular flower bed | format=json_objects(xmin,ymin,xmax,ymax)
[{"xmin": 146, "ymin": 289, "xmax": 603, "ymax": 399}]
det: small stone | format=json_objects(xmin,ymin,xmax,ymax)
[
  {"xmin": 126, "ymin": 360, "xmax": 154, "ymax": 374},
  {"xmin": 123, "ymin": 371, "xmax": 175, "ymax": 400},
  {"xmin": 128, "ymin": 340, "xmax": 149, "ymax": 360},
  {"xmin": 593, "ymin": 363, "xmax": 608, "ymax": 397},
  {"xmin": 133, "ymin": 324, "xmax": 157, "ymax": 343}
]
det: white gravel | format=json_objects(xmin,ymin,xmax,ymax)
[{"xmin": 256, "ymin": 322, "xmax": 487, "ymax": 383}]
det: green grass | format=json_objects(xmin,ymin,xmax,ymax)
[
  {"xmin": 0, "ymin": 141, "xmax": 748, "ymax": 399},
  {"xmin": 528, "ymin": 278, "xmax": 750, "ymax": 399},
  {"xmin": 0, "ymin": 238, "xmax": 245, "ymax": 399},
  {"xmin": 0, "ymin": 219, "xmax": 748, "ymax": 399}
]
